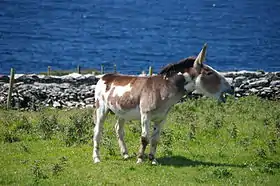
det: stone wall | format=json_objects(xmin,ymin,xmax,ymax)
[
  {"xmin": 221, "ymin": 71, "xmax": 280, "ymax": 99},
  {"xmin": 0, "ymin": 71, "xmax": 279, "ymax": 110},
  {"xmin": 0, "ymin": 73, "xmax": 98, "ymax": 110}
]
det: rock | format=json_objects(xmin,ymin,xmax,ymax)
[
  {"xmin": 86, "ymin": 104, "xmax": 94, "ymax": 108},
  {"xmin": 248, "ymin": 79, "xmax": 269, "ymax": 88},
  {"xmin": 15, "ymin": 74, "xmax": 39, "ymax": 84},
  {"xmin": 249, "ymin": 88, "xmax": 259, "ymax": 94},
  {"xmin": 61, "ymin": 73, "xmax": 83, "ymax": 79},
  {"xmin": 225, "ymin": 78, "xmax": 233, "ymax": 85},
  {"xmin": 221, "ymin": 71, "xmax": 263, "ymax": 78},
  {"xmin": 53, "ymin": 101, "xmax": 62, "ymax": 108},
  {"xmin": 261, "ymin": 87, "xmax": 273, "ymax": 93},
  {"xmin": 0, "ymin": 75, "xmax": 10, "ymax": 83},
  {"xmin": 234, "ymin": 76, "xmax": 246, "ymax": 87},
  {"xmin": 0, "ymin": 96, "xmax": 5, "ymax": 102},
  {"xmin": 234, "ymin": 87, "xmax": 245, "ymax": 93},
  {"xmin": 84, "ymin": 97, "xmax": 94, "ymax": 104},
  {"xmin": 66, "ymin": 102, "xmax": 75, "ymax": 107},
  {"xmin": 270, "ymin": 80, "xmax": 280, "ymax": 87},
  {"xmin": 240, "ymin": 83, "xmax": 249, "ymax": 89}
]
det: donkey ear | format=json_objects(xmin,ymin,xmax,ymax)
[{"xmin": 194, "ymin": 43, "xmax": 207, "ymax": 72}]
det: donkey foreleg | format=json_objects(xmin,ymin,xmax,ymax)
[
  {"xmin": 137, "ymin": 113, "xmax": 151, "ymax": 164},
  {"xmin": 149, "ymin": 119, "xmax": 166, "ymax": 165}
]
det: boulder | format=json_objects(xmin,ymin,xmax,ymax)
[
  {"xmin": 248, "ymin": 79, "xmax": 269, "ymax": 88},
  {"xmin": 0, "ymin": 75, "xmax": 9, "ymax": 83}
]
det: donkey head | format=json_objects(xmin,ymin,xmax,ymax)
[{"xmin": 159, "ymin": 44, "xmax": 234, "ymax": 102}]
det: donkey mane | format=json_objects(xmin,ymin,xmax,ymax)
[{"xmin": 159, "ymin": 56, "xmax": 197, "ymax": 77}]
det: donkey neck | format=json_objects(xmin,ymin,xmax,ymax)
[
  {"xmin": 168, "ymin": 74, "xmax": 185, "ymax": 92},
  {"xmin": 168, "ymin": 73, "xmax": 196, "ymax": 95}
]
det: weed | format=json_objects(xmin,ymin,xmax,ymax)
[
  {"xmin": 239, "ymin": 137, "xmax": 251, "ymax": 150},
  {"xmin": 31, "ymin": 161, "xmax": 48, "ymax": 184},
  {"xmin": 52, "ymin": 163, "xmax": 63, "ymax": 176},
  {"xmin": 213, "ymin": 119, "xmax": 223, "ymax": 129},
  {"xmin": 0, "ymin": 114, "xmax": 32, "ymax": 143},
  {"xmin": 2, "ymin": 130, "xmax": 20, "ymax": 143},
  {"xmin": 256, "ymin": 148, "xmax": 267, "ymax": 159},
  {"xmin": 256, "ymin": 69, "xmax": 265, "ymax": 74},
  {"xmin": 259, "ymin": 163, "xmax": 276, "ymax": 175},
  {"xmin": 102, "ymin": 134, "xmax": 116, "ymax": 156},
  {"xmin": 161, "ymin": 129, "xmax": 174, "ymax": 156},
  {"xmin": 212, "ymin": 168, "xmax": 233, "ymax": 179},
  {"xmin": 275, "ymin": 120, "xmax": 280, "ymax": 139},
  {"xmin": 268, "ymin": 139, "xmax": 277, "ymax": 154},
  {"xmin": 12, "ymin": 116, "xmax": 32, "ymax": 133},
  {"xmin": 52, "ymin": 157, "xmax": 68, "ymax": 175},
  {"xmin": 129, "ymin": 123, "xmax": 141, "ymax": 134},
  {"xmin": 229, "ymin": 123, "xmax": 238, "ymax": 139},
  {"xmin": 64, "ymin": 110, "xmax": 92, "ymax": 146},
  {"xmin": 188, "ymin": 122, "xmax": 196, "ymax": 140},
  {"xmin": 37, "ymin": 113, "xmax": 59, "ymax": 139},
  {"xmin": 20, "ymin": 143, "xmax": 30, "ymax": 153}
]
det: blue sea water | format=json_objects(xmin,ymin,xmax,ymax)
[{"xmin": 0, "ymin": 0, "xmax": 280, "ymax": 75}]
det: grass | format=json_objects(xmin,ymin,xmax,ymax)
[
  {"xmin": 0, "ymin": 96, "xmax": 280, "ymax": 185},
  {"xmin": 39, "ymin": 68, "xmax": 101, "ymax": 76}
]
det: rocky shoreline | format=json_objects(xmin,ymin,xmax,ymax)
[{"xmin": 0, "ymin": 71, "xmax": 279, "ymax": 110}]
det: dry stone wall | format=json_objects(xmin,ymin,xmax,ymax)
[{"xmin": 0, "ymin": 71, "xmax": 279, "ymax": 110}]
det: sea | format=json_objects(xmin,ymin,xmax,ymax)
[{"xmin": 1, "ymin": 0, "xmax": 280, "ymax": 75}]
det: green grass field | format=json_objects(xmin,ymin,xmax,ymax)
[{"xmin": 0, "ymin": 96, "xmax": 280, "ymax": 185}]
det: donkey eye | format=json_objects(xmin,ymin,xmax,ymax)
[{"xmin": 206, "ymin": 71, "xmax": 213, "ymax": 76}]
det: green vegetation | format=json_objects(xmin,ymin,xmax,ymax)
[
  {"xmin": 39, "ymin": 68, "xmax": 101, "ymax": 76},
  {"xmin": 0, "ymin": 96, "xmax": 280, "ymax": 185}
]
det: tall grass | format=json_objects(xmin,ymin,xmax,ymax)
[{"xmin": 0, "ymin": 96, "xmax": 279, "ymax": 185}]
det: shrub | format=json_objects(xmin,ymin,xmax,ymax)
[
  {"xmin": 31, "ymin": 161, "xmax": 48, "ymax": 184},
  {"xmin": 161, "ymin": 129, "xmax": 174, "ymax": 156},
  {"xmin": 0, "ymin": 114, "xmax": 32, "ymax": 143},
  {"xmin": 64, "ymin": 110, "xmax": 93, "ymax": 146},
  {"xmin": 212, "ymin": 168, "xmax": 233, "ymax": 179},
  {"xmin": 37, "ymin": 113, "xmax": 59, "ymax": 140}
]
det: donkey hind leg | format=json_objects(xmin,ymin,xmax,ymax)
[
  {"xmin": 149, "ymin": 119, "xmax": 166, "ymax": 165},
  {"xmin": 137, "ymin": 113, "xmax": 151, "ymax": 164},
  {"xmin": 93, "ymin": 103, "xmax": 108, "ymax": 163},
  {"xmin": 115, "ymin": 118, "xmax": 129, "ymax": 159}
]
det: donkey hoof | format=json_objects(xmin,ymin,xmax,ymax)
[
  {"xmin": 136, "ymin": 158, "xmax": 143, "ymax": 164},
  {"xmin": 94, "ymin": 157, "xmax": 101, "ymax": 164},
  {"xmin": 151, "ymin": 159, "xmax": 158, "ymax": 165},
  {"xmin": 123, "ymin": 154, "xmax": 129, "ymax": 160}
]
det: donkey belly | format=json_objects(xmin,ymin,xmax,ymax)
[{"xmin": 109, "ymin": 105, "xmax": 141, "ymax": 120}]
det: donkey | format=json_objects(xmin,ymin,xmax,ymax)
[{"xmin": 93, "ymin": 44, "xmax": 234, "ymax": 165}]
